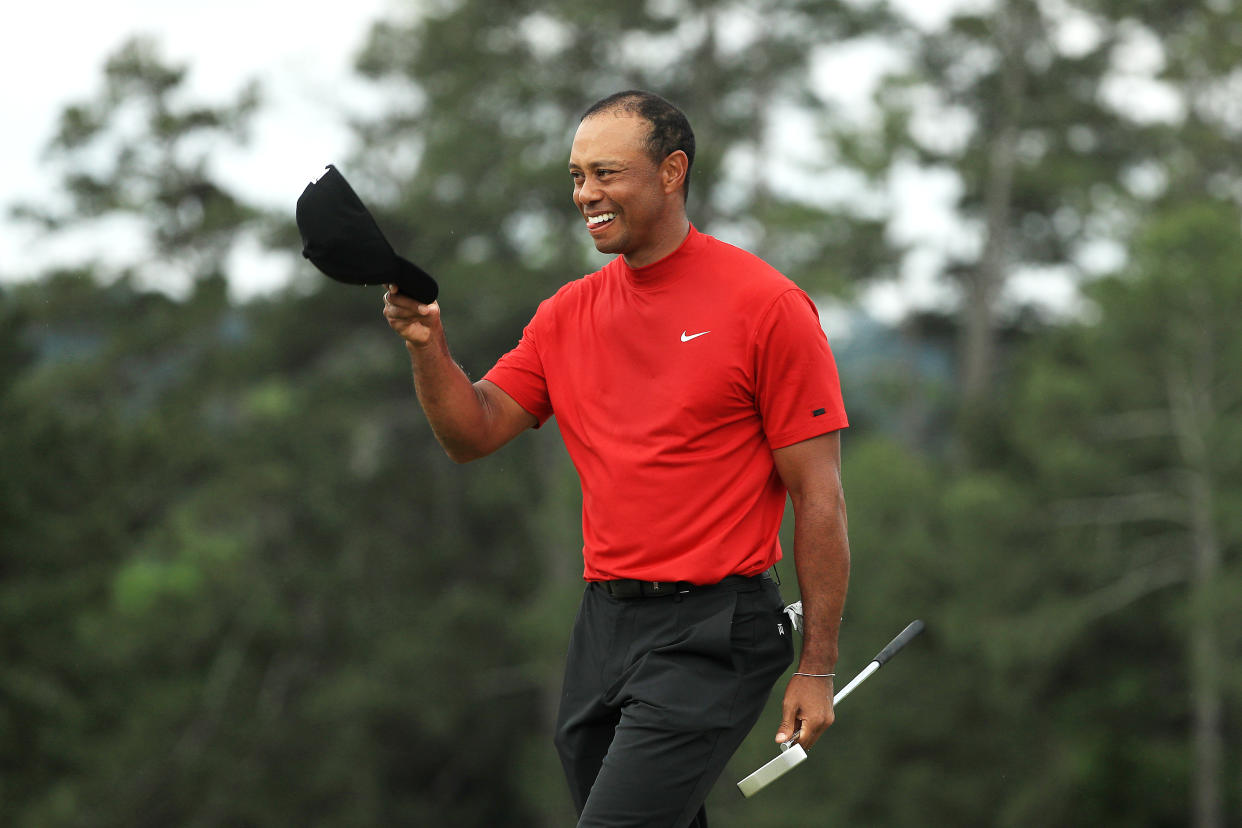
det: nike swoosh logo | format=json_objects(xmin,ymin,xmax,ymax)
[{"xmin": 680, "ymin": 330, "xmax": 711, "ymax": 342}]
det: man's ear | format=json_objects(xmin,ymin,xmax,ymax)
[{"xmin": 660, "ymin": 150, "xmax": 689, "ymax": 196}]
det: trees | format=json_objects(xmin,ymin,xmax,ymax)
[
  {"xmin": 1, "ymin": 271, "xmax": 558, "ymax": 826},
  {"xmin": 3, "ymin": 36, "xmax": 553, "ymax": 826},
  {"xmin": 1013, "ymin": 201, "xmax": 1242, "ymax": 827},
  {"xmin": 849, "ymin": 0, "xmax": 1160, "ymax": 416}
]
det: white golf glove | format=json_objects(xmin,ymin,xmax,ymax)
[{"xmin": 783, "ymin": 601, "xmax": 803, "ymax": 633}]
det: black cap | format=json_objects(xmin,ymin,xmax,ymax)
[{"xmin": 295, "ymin": 165, "xmax": 439, "ymax": 303}]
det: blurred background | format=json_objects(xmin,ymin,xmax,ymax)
[{"xmin": 2, "ymin": 0, "xmax": 1239, "ymax": 825}]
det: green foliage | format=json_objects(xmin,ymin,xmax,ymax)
[
  {"xmin": 1003, "ymin": 200, "xmax": 1242, "ymax": 826},
  {"xmin": 0, "ymin": 274, "xmax": 565, "ymax": 826}
]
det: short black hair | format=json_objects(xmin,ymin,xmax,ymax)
[{"xmin": 580, "ymin": 90, "xmax": 695, "ymax": 200}]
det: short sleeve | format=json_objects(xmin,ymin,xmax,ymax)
[
  {"xmin": 753, "ymin": 289, "xmax": 848, "ymax": 449},
  {"xmin": 483, "ymin": 302, "xmax": 555, "ymax": 426}
]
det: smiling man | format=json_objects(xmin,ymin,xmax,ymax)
[
  {"xmin": 569, "ymin": 100, "xmax": 691, "ymax": 267},
  {"xmin": 383, "ymin": 90, "xmax": 850, "ymax": 827}
]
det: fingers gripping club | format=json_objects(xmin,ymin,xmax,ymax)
[{"xmin": 736, "ymin": 619, "xmax": 925, "ymax": 798}]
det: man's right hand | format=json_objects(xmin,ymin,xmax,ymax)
[{"xmin": 383, "ymin": 284, "xmax": 440, "ymax": 348}]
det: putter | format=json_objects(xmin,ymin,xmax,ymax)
[{"xmin": 736, "ymin": 619, "xmax": 925, "ymax": 798}]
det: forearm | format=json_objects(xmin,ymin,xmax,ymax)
[
  {"xmin": 406, "ymin": 334, "xmax": 498, "ymax": 463},
  {"xmin": 791, "ymin": 485, "xmax": 850, "ymax": 674}
]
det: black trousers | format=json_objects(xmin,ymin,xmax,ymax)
[{"xmin": 554, "ymin": 576, "xmax": 793, "ymax": 827}]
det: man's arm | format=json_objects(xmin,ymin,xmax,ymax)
[
  {"xmin": 771, "ymin": 430, "xmax": 850, "ymax": 751},
  {"xmin": 384, "ymin": 285, "xmax": 536, "ymax": 462}
]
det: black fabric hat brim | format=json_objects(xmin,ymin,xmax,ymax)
[{"xmin": 295, "ymin": 165, "xmax": 439, "ymax": 303}]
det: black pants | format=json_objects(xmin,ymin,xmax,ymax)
[{"xmin": 554, "ymin": 576, "xmax": 793, "ymax": 827}]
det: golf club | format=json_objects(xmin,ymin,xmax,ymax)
[{"xmin": 736, "ymin": 619, "xmax": 925, "ymax": 798}]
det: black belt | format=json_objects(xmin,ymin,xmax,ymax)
[{"xmin": 598, "ymin": 573, "xmax": 766, "ymax": 599}]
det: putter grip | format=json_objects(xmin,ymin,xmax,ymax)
[{"xmin": 872, "ymin": 619, "xmax": 925, "ymax": 666}]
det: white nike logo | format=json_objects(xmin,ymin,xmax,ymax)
[{"xmin": 680, "ymin": 330, "xmax": 711, "ymax": 342}]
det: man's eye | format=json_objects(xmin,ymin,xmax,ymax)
[{"xmin": 596, "ymin": 169, "xmax": 613, "ymax": 178}]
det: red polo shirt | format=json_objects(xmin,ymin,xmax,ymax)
[{"xmin": 484, "ymin": 226, "xmax": 847, "ymax": 583}]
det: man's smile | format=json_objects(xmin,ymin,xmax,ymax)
[{"xmin": 586, "ymin": 212, "xmax": 617, "ymax": 232}]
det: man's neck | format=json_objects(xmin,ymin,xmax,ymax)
[{"xmin": 623, "ymin": 215, "xmax": 691, "ymax": 269}]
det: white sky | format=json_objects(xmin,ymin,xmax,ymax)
[{"xmin": 3, "ymin": 0, "xmax": 396, "ymax": 295}]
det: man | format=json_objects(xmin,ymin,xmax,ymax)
[{"xmin": 384, "ymin": 90, "xmax": 849, "ymax": 827}]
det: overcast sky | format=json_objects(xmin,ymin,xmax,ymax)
[{"xmin": 3, "ymin": 0, "xmax": 396, "ymax": 294}]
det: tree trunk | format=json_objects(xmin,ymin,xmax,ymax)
[
  {"xmin": 687, "ymin": 10, "xmax": 721, "ymax": 229},
  {"xmin": 960, "ymin": 1, "xmax": 1026, "ymax": 405},
  {"xmin": 1166, "ymin": 334, "xmax": 1223, "ymax": 828},
  {"xmin": 1187, "ymin": 471, "xmax": 1222, "ymax": 828}
]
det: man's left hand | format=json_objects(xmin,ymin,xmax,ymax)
[{"xmin": 775, "ymin": 674, "xmax": 835, "ymax": 750}]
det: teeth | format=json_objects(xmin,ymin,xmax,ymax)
[{"xmin": 587, "ymin": 212, "xmax": 616, "ymax": 226}]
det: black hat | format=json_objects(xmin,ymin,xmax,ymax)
[{"xmin": 295, "ymin": 165, "xmax": 438, "ymax": 303}]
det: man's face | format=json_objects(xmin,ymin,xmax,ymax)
[{"xmin": 569, "ymin": 112, "xmax": 678, "ymax": 266}]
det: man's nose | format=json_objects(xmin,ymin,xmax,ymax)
[{"xmin": 577, "ymin": 177, "xmax": 601, "ymax": 205}]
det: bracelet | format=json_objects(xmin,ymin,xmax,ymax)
[{"xmin": 792, "ymin": 672, "xmax": 835, "ymax": 678}]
